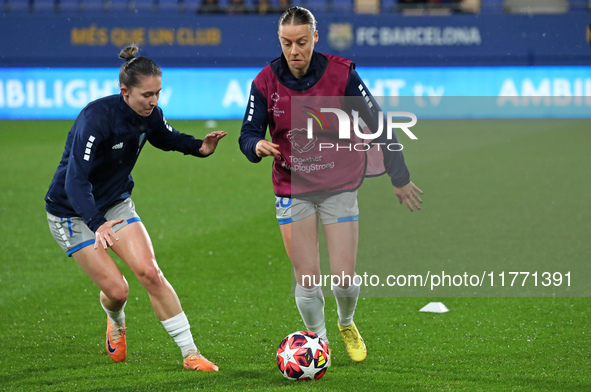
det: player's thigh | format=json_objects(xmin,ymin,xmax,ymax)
[
  {"xmin": 314, "ymin": 190, "xmax": 359, "ymax": 276},
  {"xmin": 97, "ymin": 198, "xmax": 160, "ymax": 278},
  {"xmin": 276, "ymin": 196, "xmax": 319, "ymax": 264},
  {"xmin": 279, "ymin": 222, "xmax": 292, "ymax": 256},
  {"xmin": 109, "ymin": 221, "xmax": 160, "ymax": 278},
  {"xmin": 323, "ymin": 220, "xmax": 359, "ymax": 278},
  {"xmin": 285, "ymin": 214, "xmax": 322, "ymax": 278},
  {"xmin": 72, "ymin": 246, "xmax": 128, "ymax": 300}
]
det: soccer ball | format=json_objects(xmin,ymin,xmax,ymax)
[{"xmin": 276, "ymin": 331, "xmax": 330, "ymax": 381}]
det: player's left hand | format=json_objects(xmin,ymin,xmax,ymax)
[
  {"xmin": 393, "ymin": 181, "xmax": 423, "ymax": 212},
  {"xmin": 94, "ymin": 219, "xmax": 125, "ymax": 250},
  {"xmin": 199, "ymin": 130, "xmax": 227, "ymax": 156}
]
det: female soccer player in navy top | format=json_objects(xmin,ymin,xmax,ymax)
[
  {"xmin": 239, "ymin": 7, "xmax": 423, "ymax": 363},
  {"xmin": 45, "ymin": 45, "xmax": 225, "ymax": 371}
]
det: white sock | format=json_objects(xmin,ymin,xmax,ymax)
[
  {"xmin": 295, "ymin": 284, "xmax": 329, "ymax": 344},
  {"xmin": 332, "ymin": 282, "xmax": 360, "ymax": 327},
  {"xmin": 161, "ymin": 312, "xmax": 197, "ymax": 358},
  {"xmin": 101, "ymin": 299, "xmax": 126, "ymax": 327}
]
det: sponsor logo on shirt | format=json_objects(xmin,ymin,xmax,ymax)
[
  {"xmin": 270, "ymin": 92, "xmax": 284, "ymax": 117},
  {"xmin": 287, "ymin": 128, "xmax": 317, "ymax": 154},
  {"xmin": 112, "ymin": 142, "xmax": 124, "ymax": 150}
]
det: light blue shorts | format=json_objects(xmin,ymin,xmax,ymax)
[
  {"xmin": 275, "ymin": 191, "xmax": 359, "ymax": 225},
  {"xmin": 47, "ymin": 198, "xmax": 141, "ymax": 257}
]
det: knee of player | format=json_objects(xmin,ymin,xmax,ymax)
[
  {"xmin": 105, "ymin": 282, "xmax": 129, "ymax": 304},
  {"xmin": 136, "ymin": 263, "xmax": 165, "ymax": 288}
]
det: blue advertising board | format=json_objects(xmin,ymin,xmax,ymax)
[
  {"xmin": 1, "ymin": 66, "xmax": 589, "ymax": 119},
  {"xmin": 0, "ymin": 13, "xmax": 589, "ymax": 68}
]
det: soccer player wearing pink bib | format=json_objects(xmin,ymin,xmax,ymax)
[{"xmin": 239, "ymin": 7, "xmax": 423, "ymax": 363}]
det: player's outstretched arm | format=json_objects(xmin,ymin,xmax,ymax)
[
  {"xmin": 199, "ymin": 131, "xmax": 227, "ymax": 156},
  {"xmin": 393, "ymin": 181, "xmax": 423, "ymax": 212}
]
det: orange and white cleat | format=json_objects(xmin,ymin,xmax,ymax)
[
  {"xmin": 106, "ymin": 317, "xmax": 127, "ymax": 362},
  {"xmin": 183, "ymin": 349, "xmax": 219, "ymax": 372}
]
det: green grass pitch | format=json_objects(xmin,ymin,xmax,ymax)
[{"xmin": 0, "ymin": 119, "xmax": 589, "ymax": 391}]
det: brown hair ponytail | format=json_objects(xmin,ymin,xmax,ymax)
[{"xmin": 118, "ymin": 44, "xmax": 161, "ymax": 89}]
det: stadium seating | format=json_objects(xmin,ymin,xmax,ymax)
[
  {"xmin": 158, "ymin": 0, "xmax": 180, "ymax": 12},
  {"xmin": 330, "ymin": 0, "xmax": 355, "ymax": 12},
  {"xmin": 381, "ymin": 0, "xmax": 398, "ymax": 12},
  {"xmin": 304, "ymin": 0, "xmax": 327, "ymax": 13},
  {"xmin": 58, "ymin": 0, "xmax": 81, "ymax": 12},
  {"xmin": 107, "ymin": 0, "xmax": 131, "ymax": 12},
  {"xmin": 4, "ymin": 0, "xmax": 31, "ymax": 12},
  {"xmin": 183, "ymin": 0, "xmax": 206, "ymax": 12},
  {"xmin": 80, "ymin": 0, "xmax": 106, "ymax": 12},
  {"xmin": 130, "ymin": 0, "xmax": 156, "ymax": 12},
  {"xmin": 504, "ymin": 0, "xmax": 568, "ymax": 13},
  {"xmin": 32, "ymin": 0, "xmax": 56, "ymax": 12},
  {"xmin": 1, "ymin": 0, "xmax": 589, "ymax": 14}
]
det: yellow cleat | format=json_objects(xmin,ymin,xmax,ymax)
[
  {"xmin": 338, "ymin": 321, "xmax": 367, "ymax": 362},
  {"xmin": 183, "ymin": 349, "xmax": 219, "ymax": 372},
  {"xmin": 106, "ymin": 317, "xmax": 127, "ymax": 362}
]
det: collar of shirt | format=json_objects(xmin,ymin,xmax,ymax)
[
  {"xmin": 272, "ymin": 51, "xmax": 329, "ymax": 91},
  {"xmin": 117, "ymin": 94, "xmax": 139, "ymax": 121}
]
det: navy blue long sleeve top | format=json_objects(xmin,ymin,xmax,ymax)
[
  {"xmin": 45, "ymin": 94, "xmax": 207, "ymax": 232},
  {"xmin": 238, "ymin": 52, "xmax": 411, "ymax": 188}
]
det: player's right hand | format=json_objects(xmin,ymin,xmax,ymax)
[
  {"xmin": 94, "ymin": 219, "xmax": 125, "ymax": 250},
  {"xmin": 256, "ymin": 140, "xmax": 281, "ymax": 158}
]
